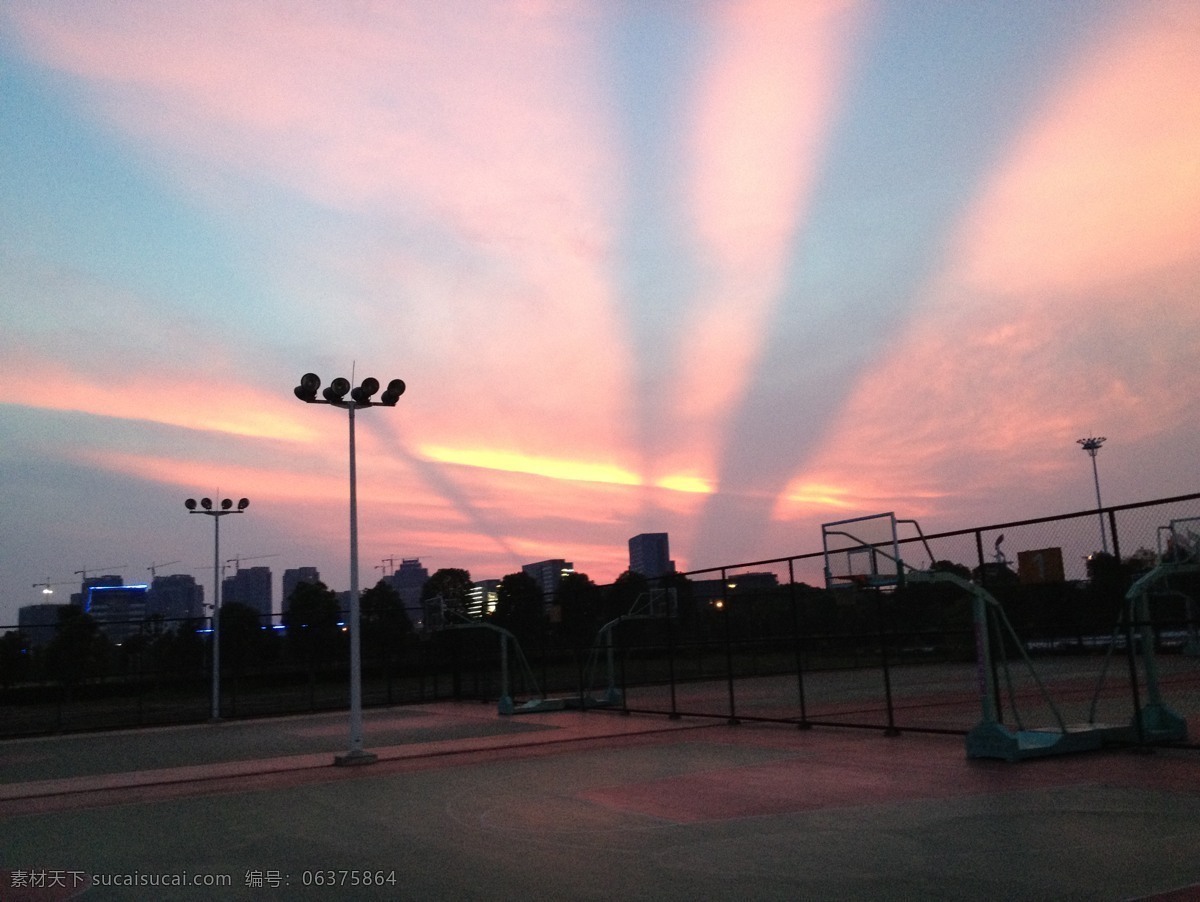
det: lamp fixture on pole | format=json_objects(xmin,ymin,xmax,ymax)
[
  {"xmin": 185, "ymin": 495, "xmax": 250, "ymax": 720},
  {"xmin": 1076, "ymin": 436, "xmax": 1108, "ymax": 555},
  {"xmin": 294, "ymin": 371, "xmax": 405, "ymax": 766}
]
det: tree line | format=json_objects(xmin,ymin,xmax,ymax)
[{"xmin": 3, "ymin": 552, "xmax": 1186, "ymax": 697}]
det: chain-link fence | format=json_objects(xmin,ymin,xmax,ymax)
[
  {"xmin": 598, "ymin": 494, "xmax": 1200, "ymax": 749},
  {"xmin": 2, "ymin": 494, "xmax": 1197, "ymax": 744}
]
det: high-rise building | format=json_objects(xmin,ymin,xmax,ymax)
[
  {"xmin": 522, "ymin": 559, "xmax": 574, "ymax": 613},
  {"xmin": 629, "ymin": 533, "xmax": 674, "ymax": 580},
  {"xmin": 387, "ymin": 558, "xmax": 428, "ymax": 630},
  {"xmin": 468, "ymin": 579, "xmax": 500, "ymax": 619},
  {"xmin": 86, "ymin": 584, "xmax": 149, "ymax": 642},
  {"xmin": 282, "ymin": 567, "xmax": 321, "ymax": 614},
  {"xmin": 72, "ymin": 574, "xmax": 123, "ymax": 608},
  {"xmin": 222, "ymin": 566, "xmax": 272, "ymax": 620},
  {"xmin": 148, "ymin": 573, "xmax": 204, "ymax": 623}
]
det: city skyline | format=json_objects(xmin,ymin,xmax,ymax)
[
  {"xmin": 3, "ymin": 2, "xmax": 1200, "ymax": 627},
  {"xmin": 18, "ymin": 540, "xmax": 642, "ymax": 626}
]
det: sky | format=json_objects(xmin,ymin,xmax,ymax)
[{"xmin": 2, "ymin": 0, "xmax": 1199, "ymax": 626}]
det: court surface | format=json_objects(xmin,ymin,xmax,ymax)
[{"xmin": 2, "ymin": 702, "xmax": 1198, "ymax": 901}]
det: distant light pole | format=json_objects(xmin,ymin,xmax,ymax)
[
  {"xmin": 1076, "ymin": 436, "xmax": 1108, "ymax": 554},
  {"xmin": 185, "ymin": 496, "xmax": 250, "ymax": 720},
  {"xmin": 294, "ymin": 371, "xmax": 406, "ymax": 766}
]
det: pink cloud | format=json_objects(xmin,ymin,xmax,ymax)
[
  {"xmin": 666, "ymin": 0, "xmax": 867, "ymax": 485},
  {"xmin": 951, "ymin": 3, "xmax": 1200, "ymax": 296},
  {"xmin": 5, "ymin": 1, "xmax": 635, "ymax": 468},
  {"xmin": 3, "ymin": 1, "xmax": 872, "ymax": 511},
  {"xmin": 2, "ymin": 345, "xmax": 318, "ymax": 443},
  {"xmin": 777, "ymin": 7, "xmax": 1200, "ymax": 527},
  {"xmin": 687, "ymin": 0, "xmax": 863, "ymax": 267}
]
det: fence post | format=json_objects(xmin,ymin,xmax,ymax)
[
  {"xmin": 876, "ymin": 590, "xmax": 900, "ymax": 736},
  {"xmin": 665, "ymin": 586, "xmax": 680, "ymax": 720},
  {"xmin": 1122, "ymin": 598, "xmax": 1147, "ymax": 748},
  {"xmin": 575, "ymin": 632, "xmax": 587, "ymax": 711},
  {"xmin": 721, "ymin": 569, "xmax": 739, "ymax": 725},
  {"xmin": 789, "ymin": 559, "xmax": 811, "ymax": 729},
  {"xmin": 136, "ymin": 621, "xmax": 146, "ymax": 726},
  {"xmin": 618, "ymin": 624, "xmax": 630, "ymax": 716}
]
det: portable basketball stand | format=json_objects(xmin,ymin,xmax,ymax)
[
  {"xmin": 822, "ymin": 513, "xmax": 1190, "ymax": 761},
  {"xmin": 1155, "ymin": 517, "xmax": 1200, "ymax": 657},
  {"xmin": 451, "ymin": 589, "xmax": 678, "ymax": 715},
  {"xmin": 580, "ymin": 587, "xmax": 679, "ymax": 710},
  {"xmin": 440, "ymin": 619, "xmax": 565, "ymax": 715}
]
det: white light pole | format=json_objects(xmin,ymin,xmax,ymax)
[
  {"xmin": 186, "ymin": 496, "xmax": 249, "ymax": 720},
  {"xmin": 294, "ymin": 371, "xmax": 405, "ymax": 766},
  {"xmin": 1076, "ymin": 436, "xmax": 1108, "ymax": 554}
]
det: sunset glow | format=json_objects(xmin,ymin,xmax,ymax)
[{"xmin": 421, "ymin": 445, "xmax": 641, "ymax": 489}]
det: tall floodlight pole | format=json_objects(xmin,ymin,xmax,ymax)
[
  {"xmin": 294, "ymin": 371, "xmax": 406, "ymax": 766},
  {"xmin": 1076, "ymin": 436, "xmax": 1108, "ymax": 554},
  {"xmin": 185, "ymin": 495, "xmax": 250, "ymax": 720}
]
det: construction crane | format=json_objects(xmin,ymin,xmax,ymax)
[
  {"xmin": 73, "ymin": 564, "xmax": 127, "ymax": 581},
  {"xmin": 147, "ymin": 560, "xmax": 182, "ymax": 578},
  {"xmin": 225, "ymin": 553, "xmax": 279, "ymax": 571},
  {"xmin": 375, "ymin": 557, "xmax": 400, "ymax": 576},
  {"xmin": 32, "ymin": 578, "xmax": 74, "ymax": 599}
]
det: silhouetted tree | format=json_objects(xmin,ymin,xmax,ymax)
[
  {"xmin": 0, "ymin": 630, "xmax": 29, "ymax": 692},
  {"xmin": 165, "ymin": 618, "xmax": 207, "ymax": 676},
  {"xmin": 283, "ymin": 581, "xmax": 342, "ymax": 671},
  {"xmin": 607, "ymin": 570, "xmax": 649, "ymax": 621},
  {"xmin": 362, "ymin": 579, "xmax": 412, "ymax": 664},
  {"xmin": 489, "ymin": 571, "xmax": 545, "ymax": 643},
  {"xmin": 219, "ymin": 602, "xmax": 266, "ymax": 675},
  {"xmin": 422, "ymin": 568, "xmax": 473, "ymax": 624},
  {"xmin": 899, "ymin": 561, "xmax": 975, "ymax": 657},
  {"xmin": 44, "ymin": 606, "xmax": 110, "ymax": 693},
  {"xmin": 116, "ymin": 629, "xmax": 150, "ymax": 677},
  {"xmin": 931, "ymin": 560, "xmax": 971, "ymax": 580},
  {"xmin": 556, "ymin": 572, "xmax": 600, "ymax": 649}
]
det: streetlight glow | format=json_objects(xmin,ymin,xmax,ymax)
[{"xmin": 294, "ymin": 370, "xmax": 405, "ymax": 766}]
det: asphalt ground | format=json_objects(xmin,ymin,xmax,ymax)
[{"xmin": 1, "ymin": 700, "xmax": 1199, "ymax": 902}]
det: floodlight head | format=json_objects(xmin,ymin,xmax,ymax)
[
  {"xmin": 237, "ymin": 498, "xmax": 250, "ymax": 510},
  {"xmin": 200, "ymin": 498, "xmax": 213, "ymax": 510},
  {"xmin": 379, "ymin": 378, "xmax": 406, "ymax": 406},
  {"xmin": 323, "ymin": 377, "xmax": 351, "ymax": 402},
  {"xmin": 351, "ymin": 377, "xmax": 380, "ymax": 404},
  {"xmin": 221, "ymin": 498, "xmax": 233, "ymax": 510},
  {"xmin": 294, "ymin": 372, "xmax": 321, "ymax": 402},
  {"xmin": 185, "ymin": 498, "xmax": 197, "ymax": 510}
]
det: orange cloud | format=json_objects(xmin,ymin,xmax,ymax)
[
  {"xmin": 3, "ymin": 348, "xmax": 318, "ymax": 442},
  {"xmin": 87, "ymin": 450, "xmax": 339, "ymax": 501},
  {"xmin": 422, "ymin": 444, "xmax": 640, "ymax": 488},
  {"xmin": 654, "ymin": 474, "xmax": 712, "ymax": 495},
  {"xmin": 419, "ymin": 442, "xmax": 717, "ymax": 498}
]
